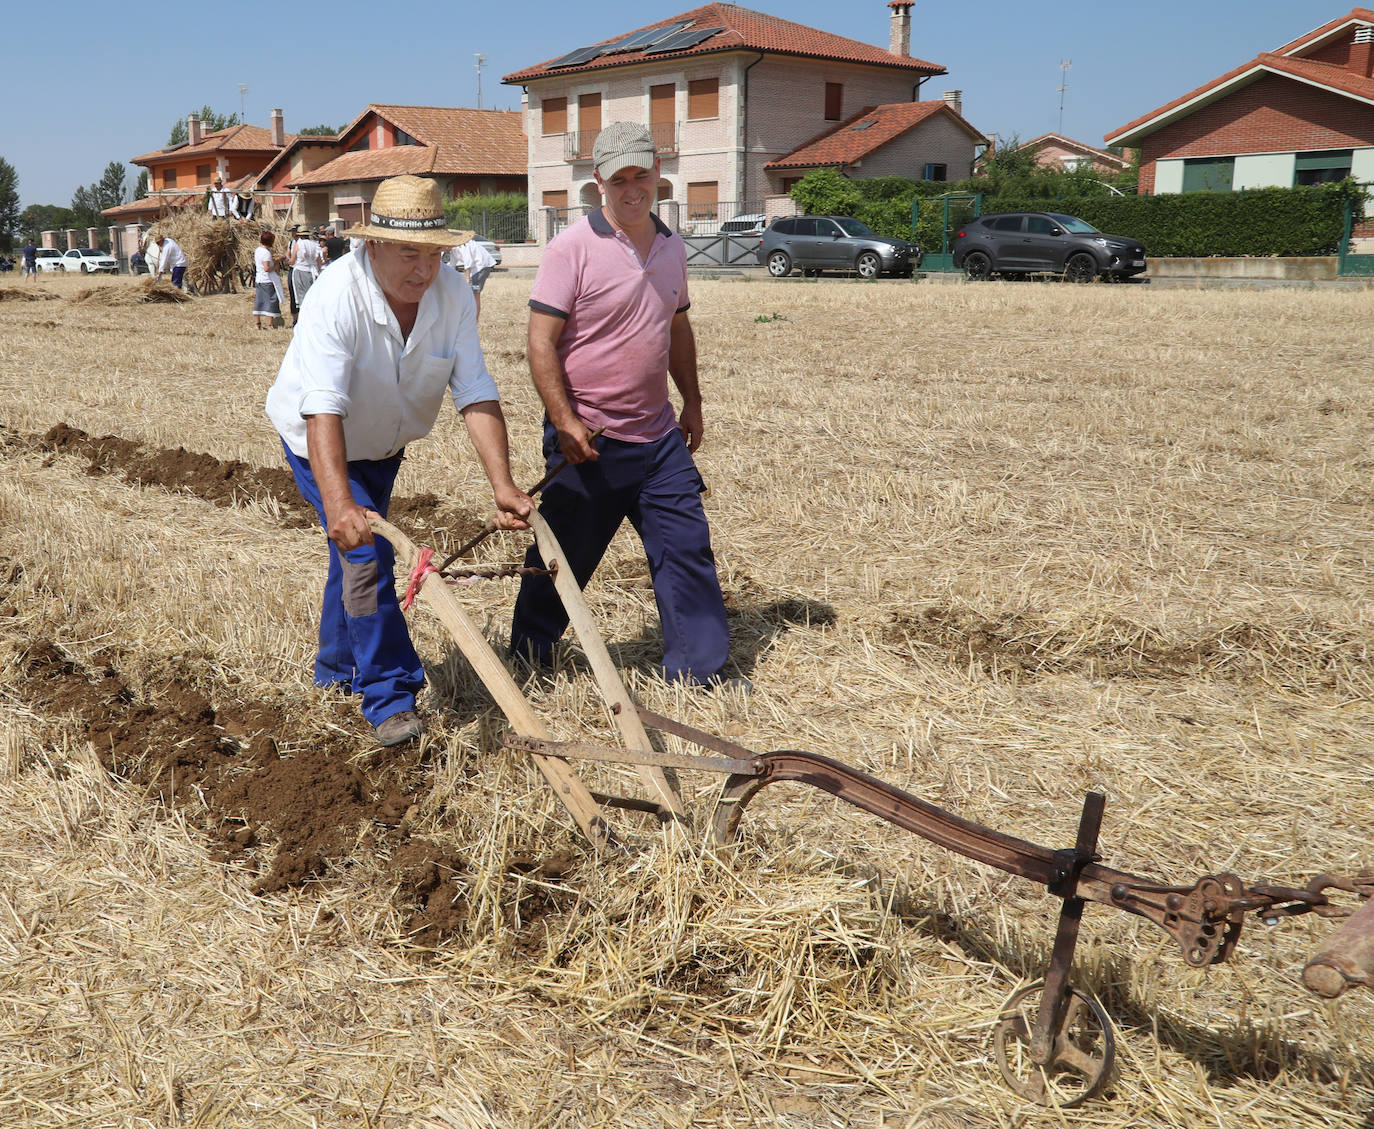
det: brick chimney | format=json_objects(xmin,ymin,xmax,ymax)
[
  {"xmin": 188, "ymin": 113, "xmax": 202, "ymax": 146},
  {"xmin": 942, "ymin": 90, "xmax": 963, "ymax": 117},
  {"xmin": 888, "ymin": 0, "xmax": 913, "ymax": 57},
  {"xmin": 1353, "ymin": 25, "xmax": 1374, "ymax": 79},
  {"xmin": 270, "ymin": 108, "xmax": 285, "ymax": 147}
]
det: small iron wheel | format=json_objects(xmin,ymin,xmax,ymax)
[{"xmin": 992, "ymin": 982, "xmax": 1115, "ymax": 1107}]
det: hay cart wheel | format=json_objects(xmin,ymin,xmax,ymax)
[{"xmin": 992, "ymin": 982, "xmax": 1114, "ymax": 1107}]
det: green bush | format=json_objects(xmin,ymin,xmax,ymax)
[
  {"xmin": 443, "ymin": 193, "xmax": 530, "ymax": 242},
  {"xmin": 787, "ymin": 169, "xmax": 1364, "ymax": 257}
]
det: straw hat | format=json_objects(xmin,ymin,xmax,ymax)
[{"xmin": 343, "ymin": 175, "xmax": 473, "ymax": 248}]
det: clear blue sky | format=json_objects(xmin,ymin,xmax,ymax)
[{"xmin": 4, "ymin": 0, "xmax": 1331, "ymax": 209}]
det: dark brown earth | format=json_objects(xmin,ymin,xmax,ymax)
[
  {"xmin": 28, "ymin": 421, "xmax": 488, "ymax": 539},
  {"xmin": 3, "ymin": 422, "xmax": 572, "ymax": 945}
]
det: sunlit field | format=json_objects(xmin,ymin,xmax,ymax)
[{"xmin": 0, "ymin": 269, "xmax": 1370, "ymax": 1128}]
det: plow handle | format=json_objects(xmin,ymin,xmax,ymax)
[{"xmin": 1303, "ymin": 896, "xmax": 1374, "ymax": 999}]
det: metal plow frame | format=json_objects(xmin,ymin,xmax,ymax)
[{"xmin": 374, "ymin": 514, "xmax": 1374, "ymax": 1107}]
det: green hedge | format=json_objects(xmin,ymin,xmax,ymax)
[
  {"xmin": 983, "ymin": 183, "xmax": 1360, "ymax": 257},
  {"xmin": 789, "ymin": 169, "xmax": 1364, "ymax": 257}
]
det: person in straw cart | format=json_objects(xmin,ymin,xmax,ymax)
[
  {"xmin": 509, "ymin": 121, "xmax": 734, "ymax": 689},
  {"xmin": 265, "ymin": 174, "xmax": 532, "ymax": 748},
  {"xmin": 206, "ymin": 174, "xmax": 234, "ymax": 220},
  {"xmin": 234, "ymin": 188, "xmax": 255, "ymax": 221}
]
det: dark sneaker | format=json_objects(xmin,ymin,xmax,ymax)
[{"xmin": 374, "ymin": 710, "xmax": 423, "ymax": 747}]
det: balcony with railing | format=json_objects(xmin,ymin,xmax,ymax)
[{"xmin": 564, "ymin": 121, "xmax": 679, "ymax": 162}]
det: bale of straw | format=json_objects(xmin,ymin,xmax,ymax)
[{"xmin": 146, "ymin": 212, "xmax": 289, "ymax": 295}]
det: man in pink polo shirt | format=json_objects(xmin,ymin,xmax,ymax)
[{"xmin": 511, "ymin": 121, "xmax": 732, "ymax": 686}]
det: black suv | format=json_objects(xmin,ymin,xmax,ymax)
[
  {"xmin": 757, "ymin": 215, "xmax": 921, "ymax": 279},
  {"xmin": 952, "ymin": 212, "xmax": 1146, "ymax": 282}
]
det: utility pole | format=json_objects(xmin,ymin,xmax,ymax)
[
  {"xmin": 239, "ymin": 83, "xmax": 248, "ymax": 123},
  {"xmin": 474, "ymin": 53, "xmax": 486, "ymax": 109},
  {"xmin": 1057, "ymin": 60, "xmax": 1071, "ymax": 134}
]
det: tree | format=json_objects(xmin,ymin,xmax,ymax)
[
  {"xmin": 19, "ymin": 203, "xmax": 75, "ymax": 239},
  {"xmin": 0, "ymin": 157, "xmax": 19, "ymax": 253},
  {"xmin": 95, "ymin": 161, "xmax": 129, "ymax": 211},
  {"xmin": 167, "ymin": 105, "xmax": 241, "ymax": 145},
  {"xmin": 134, "ymin": 170, "xmax": 149, "ymax": 199},
  {"xmin": 69, "ymin": 185, "xmax": 102, "ymax": 236},
  {"xmin": 67, "ymin": 159, "xmax": 130, "ymax": 242},
  {"xmin": 298, "ymin": 123, "xmax": 343, "ymax": 136}
]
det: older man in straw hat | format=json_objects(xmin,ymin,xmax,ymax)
[
  {"xmin": 266, "ymin": 174, "xmax": 532, "ymax": 747},
  {"xmin": 510, "ymin": 122, "xmax": 733, "ymax": 689}
]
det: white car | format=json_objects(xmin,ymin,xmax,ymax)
[
  {"xmin": 33, "ymin": 248, "xmax": 67, "ymax": 273},
  {"xmin": 62, "ymin": 247, "xmax": 119, "ymax": 274},
  {"xmin": 478, "ymin": 238, "xmax": 501, "ymax": 266}
]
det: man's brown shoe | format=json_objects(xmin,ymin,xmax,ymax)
[{"xmin": 374, "ymin": 710, "xmax": 423, "ymax": 747}]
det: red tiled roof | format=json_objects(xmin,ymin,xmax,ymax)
[
  {"xmin": 1106, "ymin": 51, "xmax": 1374, "ymax": 144},
  {"xmin": 1274, "ymin": 7, "xmax": 1374, "ymax": 55},
  {"xmin": 1106, "ymin": 9, "xmax": 1374, "ymax": 144},
  {"xmin": 288, "ymin": 106, "xmax": 524, "ymax": 186},
  {"xmin": 764, "ymin": 101, "xmax": 985, "ymax": 170},
  {"xmin": 503, "ymin": 3, "xmax": 943, "ymax": 84},
  {"xmin": 1014, "ymin": 133, "xmax": 1130, "ymax": 169},
  {"xmin": 132, "ymin": 124, "xmax": 294, "ymax": 166}
]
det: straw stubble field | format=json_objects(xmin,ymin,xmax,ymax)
[{"xmin": 0, "ymin": 270, "xmax": 1370, "ymax": 1128}]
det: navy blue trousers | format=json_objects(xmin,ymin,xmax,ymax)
[
  {"xmin": 511, "ymin": 424, "xmax": 730, "ymax": 684},
  {"xmin": 282, "ymin": 442, "xmax": 424, "ymax": 726}
]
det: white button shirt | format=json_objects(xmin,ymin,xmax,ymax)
[
  {"xmin": 157, "ymin": 238, "xmax": 187, "ymax": 272},
  {"xmin": 266, "ymin": 245, "xmax": 499, "ymax": 462}
]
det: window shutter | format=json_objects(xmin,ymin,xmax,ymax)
[
  {"xmin": 688, "ymin": 78, "xmax": 719, "ymax": 120},
  {"xmin": 542, "ymin": 98, "xmax": 567, "ymax": 135},
  {"xmin": 824, "ymin": 83, "xmax": 843, "ymax": 121},
  {"xmin": 687, "ymin": 180, "xmax": 718, "ymax": 219}
]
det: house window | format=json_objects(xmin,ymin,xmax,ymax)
[
  {"xmin": 1295, "ymin": 149, "xmax": 1353, "ymax": 185},
  {"xmin": 687, "ymin": 78, "xmax": 718, "ymax": 120},
  {"xmin": 348, "ymin": 133, "xmax": 370, "ymax": 153},
  {"xmin": 578, "ymin": 93, "xmax": 602, "ymax": 140},
  {"xmin": 542, "ymin": 97, "xmax": 567, "ymax": 135},
  {"xmin": 687, "ymin": 180, "xmax": 718, "ymax": 220},
  {"xmin": 543, "ymin": 190, "xmax": 569, "ymax": 209},
  {"xmin": 782, "ymin": 176, "xmax": 803, "ymax": 193},
  {"xmin": 163, "ymin": 168, "xmax": 177, "ymax": 188},
  {"xmin": 824, "ymin": 82, "xmax": 843, "ymax": 121},
  {"xmin": 1181, "ymin": 157, "xmax": 1234, "ymax": 192},
  {"xmin": 395, "ymin": 129, "xmax": 419, "ymax": 147},
  {"xmin": 196, "ymin": 164, "xmax": 211, "ymax": 182},
  {"xmin": 923, "ymin": 163, "xmax": 948, "ymax": 181}
]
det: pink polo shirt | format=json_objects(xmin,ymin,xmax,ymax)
[{"xmin": 529, "ymin": 208, "xmax": 690, "ymax": 442}]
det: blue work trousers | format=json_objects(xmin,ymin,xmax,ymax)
[
  {"xmin": 282, "ymin": 442, "xmax": 424, "ymax": 726},
  {"xmin": 511, "ymin": 424, "xmax": 729, "ymax": 684}
]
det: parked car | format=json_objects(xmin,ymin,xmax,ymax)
[
  {"xmin": 478, "ymin": 238, "xmax": 502, "ymax": 267},
  {"xmin": 951, "ymin": 212, "xmax": 1147, "ymax": 282},
  {"xmin": 757, "ymin": 215, "xmax": 921, "ymax": 279},
  {"xmin": 62, "ymin": 247, "xmax": 119, "ymax": 274},
  {"xmin": 720, "ymin": 213, "xmax": 767, "ymax": 238},
  {"xmin": 33, "ymin": 248, "xmax": 67, "ymax": 273}
]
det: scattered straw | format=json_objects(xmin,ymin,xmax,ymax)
[{"xmin": 68, "ymin": 279, "xmax": 192, "ymax": 306}]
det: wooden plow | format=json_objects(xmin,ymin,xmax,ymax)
[{"xmin": 373, "ymin": 512, "xmax": 1374, "ymax": 1108}]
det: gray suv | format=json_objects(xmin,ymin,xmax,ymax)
[
  {"xmin": 952, "ymin": 212, "xmax": 1147, "ymax": 282},
  {"xmin": 758, "ymin": 215, "xmax": 921, "ymax": 279}
]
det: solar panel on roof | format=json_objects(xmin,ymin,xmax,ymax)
[
  {"xmin": 604, "ymin": 21, "xmax": 691, "ymax": 53},
  {"xmin": 643, "ymin": 26, "xmax": 724, "ymax": 54},
  {"xmin": 547, "ymin": 44, "xmax": 605, "ymax": 68}
]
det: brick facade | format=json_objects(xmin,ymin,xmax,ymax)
[{"xmin": 523, "ymin": 51, "xmax": 952, "ymax": 234}]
